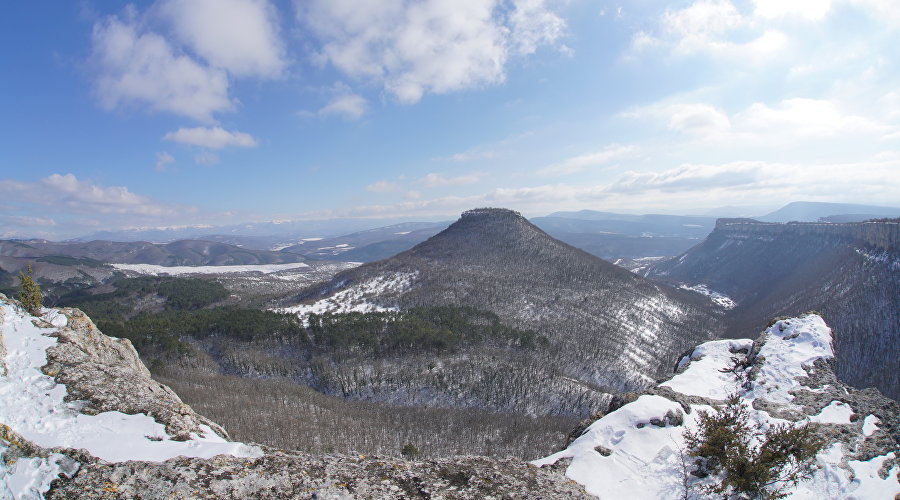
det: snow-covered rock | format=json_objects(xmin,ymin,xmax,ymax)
[
  {"xmin": 534, "ymin": 314, "xmax": 900, "ymax": 499},
  {"xmin": 0, "ymin": 295, "xmax": 263, "ymax": 498}
]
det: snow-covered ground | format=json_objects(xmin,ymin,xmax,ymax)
[
  {"xmin": 278, "ymin": 272, "xmax": 417, "ymax": 325},
  {"xmin": 678, "ymin": 283, "xmax": 736, "ymax": 309},
  {"xmin": 0, "ymin": 301, "xmax": 261, "ymax": 498},
  {"xmin": 112, "ymin": 262, "xmax": 309, "ymax": 276},
  {"xmin": 533, "ymin": 315, "xmax": 900, "ymax": 499}
]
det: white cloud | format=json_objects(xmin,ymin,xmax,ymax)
[
  {"xmin": 298, "ymin": 0, "xmax": 565, "ymax": 103},
  {"xmin": 665, "ymin": 104, "xmax": 731, "ymax": 135},
  {"xmin": 663, "ymin": 0, "xmax": 743, "ymax": 37},
  {"xmin": 325, "ymin": 157, "xmax": 900, "ymax": 218},
  {"xmin": 194, "ymin": 151, "xmax": 220, "ymax": 165},
  {"xmin": 157, "ymin": 0, "xmax": 286, "ymax": 78},
  {"xmin": 163, "ymin": 126, "xmax": 258, "ymax": 148},
  {"xmin": 539, "ymin": 145, "xmax": 637, "ymax": 176},
  {"xmin": 90, "ymin": 10, "xmax": 232, "ymax": 122},
  {"xmin": 366, "ymin": 180, "xmax": 403, "ymax": 193},
  {"xmin": 849, "ymin": 0, "xmax": 900, "ymax": 28},
  {"xmin": 419, "ymin": 172, "xmax": 483, "ymax": 187},
  {"xmin": 752, "ymin": 0, "xmax": 832, "ymax": 20},
  {"xmin": 635, "ymin": 0, "xmax": 788, "ymax": 63},
  {"xmin": 736, "ymin": 98, "xmax": 886, "ymax": 138},
  {"xmin": 509, "ymin": 0, "xmax": 567, "ymax": 55},
  {"xmin": 155, "ymin": 151, "xmax": 175, "ymax": 171},
  {"xmin": 0, "ymin": 174, "xmax": 182, "ymax": 217},
  {"xmin": 319, "ymin": 92, "xmax": 368, "ymax": 119},
  {"xmin": 627, "ymin": 97, "xmax": 889, "ymax": 144}
]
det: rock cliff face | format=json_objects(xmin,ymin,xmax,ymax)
[
  {"xmin": 714, "ymin": 218, "xmax": 899, "ymax": 251},
  {"xmin": 0, "ymin": 295, "xmax": 586, "ymax": 499},
  {"xmin": 649, "ymin": 218, "xmax": 900, "ymax": 400},
  {"xmin": 40, "ymin": 307, "xmax": 227, "ymax": 441}
]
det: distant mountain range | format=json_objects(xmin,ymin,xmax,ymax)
[
  {"xmin": 3, "ymin": 239, "xmax": 305, "ymax": 267},
  {"xmin": 282, "ymin": 208, "xmax": 724, "ymax": 415},
  {"xmin": 756, "ymin": 201, "xmax": 900, "ymax": 223},
  {"xmin": 648, "ymin": 217, "xmax": 900, "ymax": 399}
]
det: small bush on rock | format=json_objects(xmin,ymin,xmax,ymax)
[{"xmin": 684, "ymin": 394, "xmax": 825, "ymax": 499}]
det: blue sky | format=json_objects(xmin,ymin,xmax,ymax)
[{"xmin": 1, "ymin": 0, "xmax": 899, "ymax": 239}]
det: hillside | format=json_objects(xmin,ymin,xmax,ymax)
[
  {"xmin": 535, "ymin": 314, "xmax": 899, "ymax": 499},
  {"xmin": 282, "ymin": 208, "xmax": 724, "ymax": 415},
  {"xmin": 13, "ymin": 239, "xmax": 306, "ymax": 266},
  {"xmin": 0, "ymin": 295, "xmax": 588, "ymax": 499},
  {"xmin": 649, "ymin": 218, "xmax": 900, "ymax": 400}
]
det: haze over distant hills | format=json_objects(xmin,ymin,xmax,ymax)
[{"xmin": 756, "ymin": 201, "xmax": 900, "ymax": 223}]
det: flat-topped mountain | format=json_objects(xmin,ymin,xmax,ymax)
[
  {"xmin": 649, "ymin": 218, "xmax": 900, "ymax": 400},
  {"xmin": 286, "ymin": 208, "xmax": 724, "ymax": 414}
]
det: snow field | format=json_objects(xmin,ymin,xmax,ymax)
[{"xmin": 112, "ymin": 262, "xmax": 309, "ymax": 276}]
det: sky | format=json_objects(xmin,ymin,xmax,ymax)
[{"xmin": 1, "ymin": 0, "xmax": 899, "ymax": 239}]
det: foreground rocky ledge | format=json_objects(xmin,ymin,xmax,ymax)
[{"xmin": 0, "ymin": 295, "xmax": 586, "ymax": 499}]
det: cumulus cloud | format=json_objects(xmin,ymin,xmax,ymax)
[
  {"xmin": 626, "ymin": 97, "xmax": 888, "ymax": 144},
  {"xmin": 90, "ymin": 10, "xmax": 232, "ymax": 122},
  {"xmin": 155, "ymin": 151, "xmax": 175, "ymax": 171},
  {"xmin": 327, "ymin": 157, "xmax": 900, "ymax": 218},
  {"xmin": 539, "ymin": 145, "xmax": 637, "ymax": 176},
  {"xmin": 736, "ymin": 98, "xmax": 886, "ymax": 138},
  {"xmin": 193, "ymin": 151, "xmax": 220, "ymax": 165},
  {"xmin": 419, "ymin": 172, "xmax": 483, "ymax": 187},
  {"xmin": 157, "ymin": 0, "xmax": 285, "ymax": 78},
  {"xmin": 298, "ymin": 0, "xmax": 566, "ymax": 103},
  {"xmin": 608, "ymin": 162, "xmax": 762, "ymax": 193},
  {"xmin": 319, "ymin": 92, "xmax": 368, "ymax": 119},
  {"xmin": 0, "ymin": 174, "xmax": 182, "ymax": 216},
  {"xmin": 163, "ymin": 126, "xmax": 258, "ymax": 148},
  {"xmin": 634, "ymin": 0, "xmax": 787, "ymax": 62},
  {"xmin": 89, "ymin": 1, "xmax": 285, "ymax": 122},
  {"xmin": 366, "ymin": 180, "xmax": 403, "ymax": 193},
  {"xmin": 752, "ymin": 0, "xmax": 832, "ymax": 20}
]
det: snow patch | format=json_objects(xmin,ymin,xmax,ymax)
[
  {"xmin": 862, "ymin": 415, "xmax": 881, "ymax": 437},
  {"xmin": 809, "ymin": 401, "xmax": 854, "ymax": 425},
  {"xmin": 112, "ymin": 262, "xmax": 309, "ymax": 276},
  {"xmin": 679, "ymin": 283, "xmax": 736, "ymax": 309},
  {"xmin": 661, "ymin": 338, "xmax": 754, "ymax": 399},
  {"xmin": 747, "ymin": 315, "xmax": 834, "ymax": 405},
  {"xmin": 279, "ymin": 272, "xmax": 418, "ymax": 325}
]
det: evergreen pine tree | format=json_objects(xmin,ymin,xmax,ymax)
[{"xmin": 18, "ymin": 264, "xmax": 42, "ymax": 316}]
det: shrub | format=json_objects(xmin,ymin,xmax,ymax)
[
  {"xmin": 401, "ymin": 443, "xmax": 419, "ymax": 459},
  {"xmin": 18, "ymin": 264, "xmax": 42, "ymax": 316},
  {"xmin": 684, "ymin": 394, "xmax": 826, "ymax": 499}
]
